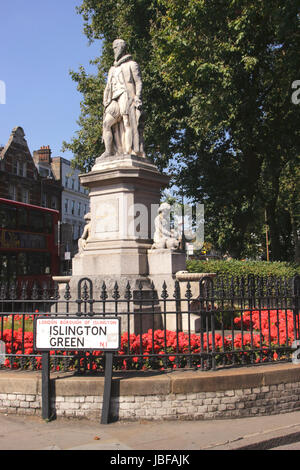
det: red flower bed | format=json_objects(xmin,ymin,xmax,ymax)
[
  {"xmin": 233, "ymin": 309, "xmax": 295, "ymax": 346},
  {"xmin": 0, "ymin": 308, "xmax": 298, "ymax": 370}
]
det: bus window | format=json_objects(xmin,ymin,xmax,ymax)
[
  {"xmin": 29, "ymin": 210, "xmax": 44, "ymax": 233},
  {"xmin": 27, "ymin": 253, "xmax": 39, "ymax": 275},
  {"xmin": 17, "ymin": 208, "xmax": 28, "ymax": 231},
  {"xmin": 0, "ymin": 255, "xmax": 8, "ymax": 280},
  {"xmin": 8, "ymin": 255, "xmax": 17, "ymax": 280},
  {"xmin": 18, "ymin": 253, "xmax": 28, "ymax": 275},
  {"xmin": 0, "ymin": 204, "xmax": 17, "ymax": 229},
  {"xmin": 44, "ymin": 253, "xmax": 51, "ymax": 274},
  {"xmin": 44, "ymin": 213, "xmax": 53, "ymax": 234}
]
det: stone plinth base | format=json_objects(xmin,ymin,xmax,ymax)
[
  {"xmin": 53, "ymin": 274, "xmax": 163, "ymax": 335},
  {"xmin": 175, "ymin": 272, "xmax": 217, "ymax": 333},
  {"xmin": 72, "ymin": 246, "xmax": 150, "ymax": 276},
  {"xmin": 146, "ymin": 250, "xmax": 186, "ymax": 331},
  {"xmin": 53, "ymin": 271, "xmax": 218, "ymax": 336},
  {"xmin": 148, "ymin": 249, "xmax": 186, "ymax": 276}
]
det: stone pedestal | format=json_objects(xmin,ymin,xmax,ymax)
[
  {"xmin": 148, "ymin": 249, "xmax": 186, "ymax": 277},
  {"xmin": 147, "ymin": 248, "xmax": 186, "ymax": 302},
  {"xmin": 66, "ymin": 274, "xmax": 163, "ymax": 334},
  {"xmin": 67, "ymin": 154, "xmax": 170, "ymax": 333},
  {"xmin": 72, "ymin": 154, "xmax": 170, "ymax": 278},
  {"xmin": 54, "ymin": 155, "xmax": 219, "ymax": 336},
  {"xmin": 175, "ymin": 272, "xmax": 217, "ymax": 333},
  {"xmin": 147, "ymin": 250, "xmax": 186, "ymax": 331}
]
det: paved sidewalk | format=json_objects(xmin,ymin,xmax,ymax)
[{"xmin": 1, "ymin": 410, "xmax": 300, "ymax": 451}]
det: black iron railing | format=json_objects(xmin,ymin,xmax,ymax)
[{"xmin": 0, "ymin": 275, "xmax": 299, "ymax": 372}]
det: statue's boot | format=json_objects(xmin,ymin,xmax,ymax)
[{"xmin": 95, "ymin": 150, "xmax": 112, "ymax": 165}]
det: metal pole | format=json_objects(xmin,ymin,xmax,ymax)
[
  {"xmin": 41, "ymin": 351, "xmax": 51, "ymax": 420},
  {"xmin": 101, "ymin": 352, "xmax": 113, "ymax": 424},
  {"xmin": 181, "ymin": 192, "xmax": 186, "ymax": 253}
]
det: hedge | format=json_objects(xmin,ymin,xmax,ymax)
[{"xmin": 186, "ymin": 259, "xmax": 300, "ymax": 279}]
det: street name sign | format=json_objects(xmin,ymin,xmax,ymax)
[{"xmin": 34, "ymin": 316, "xmax": 120, "ymax": 351}]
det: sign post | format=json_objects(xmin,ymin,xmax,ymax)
[
  {"xmin": 41, "ymin": 351, "xmax": 50, "ymax": 420},
  {"xmin": 34, "ymin": 316, "xmax": 121, "ymax": 423},
  {"xmin": 101, "ymin": 352, "xmax": 114, "ymax": 424}
]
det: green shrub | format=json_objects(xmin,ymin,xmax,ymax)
[{"xmin": 186, "ymin": 259, "xmax": 300, "ymax": 279}]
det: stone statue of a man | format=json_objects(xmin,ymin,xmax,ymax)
[{"xmin": 96, "ymin": 38, "xmax": 145, "ymax": 162}]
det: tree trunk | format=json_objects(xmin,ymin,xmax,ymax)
[
  {"xmin": 267, "ymin": 204, "xmax": 282, "ymax": 261},
  {"xmin": 292, "ymin": 219, "xmax": 300, "ymax": 264}
]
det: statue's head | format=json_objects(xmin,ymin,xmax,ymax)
[
  {"xmin": 112, "ymin": 39, "xmax": 127, "ymax": 61},
  {"xmin": 158, "ymin": 202, "xmax": 171, "ymax": 215}
]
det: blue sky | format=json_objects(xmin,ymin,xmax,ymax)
[{"xmin": 0, "ymin": 0, "xmax": 101, "ymax": 159}]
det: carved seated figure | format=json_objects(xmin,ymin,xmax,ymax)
[
  {"xmin": 78, "ymin": 212, "xmax": 91, "ymax": 254},
  {"xmin": 151, "ymin": 203, "xmax": 180, "ymax": 251}
]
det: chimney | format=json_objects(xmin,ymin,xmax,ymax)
[{"xmin": 33, "ymin": 145, "xmax": 52, "ymax": 164}]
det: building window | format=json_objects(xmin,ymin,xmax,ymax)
[
  {"xmin": 71, "ymin": 200, "xmax": 75, "ymax": 215},
  {"xmin": 65, "ymin": 176, "xmax": 69, "ymax": 188},
  {"xmin": 22, "ymin": 189, "xmax": 29, "ymax": 203},
  {"xmin": 9, "ymin": 184, "xmax": 16, "ymax": 200},
  {"xmin": 42, "ymin": 193, "xmax": 47, "ymax": 207},
  {"xmin": 18, "ymin": 161, "xmax": 23, "ymax": 176},
  {"xmin": 22, "ymin": 162, "xmax": 27, "ymax": 177},
  {"xmin": 78, "ymin": 202, "xmax": 81, "ymax": 216},
  {"xmin": 72, "ymin": 178, "xmax": 75, "ymax": 190},
  {"xmin": 12, "ymin": 159, "xmax": 18, "ymax": 174},
  {"xmin": 65, "ymin": 199, "xmax": 69, "ymax": 214},
  {"xmin": 51, "ymin": 197, "xmax": 57, "ymax": 209},
  {"xmin": 39, "ymin": 167, "xmax": 49, "ymax": 178}
]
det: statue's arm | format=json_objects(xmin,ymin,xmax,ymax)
[
  {"xmin": 161, "ymin": 219, "xmax": 172, "ymax": 237},
  {"xmin": 103, "ymin": 68, "xmax": 113, "ymax": 107},
  {"xmin": 131, "ymin": 61, "xmax": 143, "ymax": 104},
  {"xmin": 81, "ymin": 224, "xmax": 89, "ymax": 240},
  {"xmin": 153, "ymin": 216, "xmax": 162, "ymax": 242}
]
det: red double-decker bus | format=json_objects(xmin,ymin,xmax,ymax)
[{"xmin": 0, "ymin": 198, "xmax": 60, "ymax": 289}]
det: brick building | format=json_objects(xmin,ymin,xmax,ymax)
[
  {"xmin": 1, "ymin": 127, "xmax": 90, "ymax": 274},
  {"xmin": 0, "ymin": 127, "xmax": 62, "ymax": 211},
  {"xmin": 33, "ymin": 152, "xmax": 90, "ymax": 273}
]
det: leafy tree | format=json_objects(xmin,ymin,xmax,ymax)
[
  {"xmin": 63, "ymin": 0, "xmax": 300, "ymax": 262},
  {"xmin": 277, "ymin": 157, "xmax": 300, "ymax": 262},
  {"xmin": 150, "ymin": 0, "xmax": 300, "ymax": 261}
]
